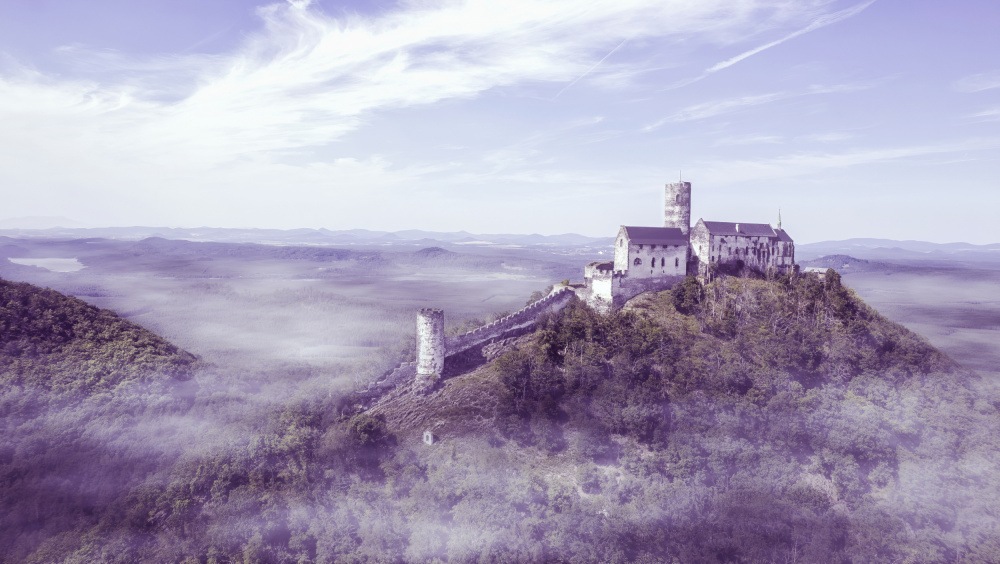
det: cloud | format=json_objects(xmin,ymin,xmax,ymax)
[
  {"xmin": 953, "ymin": 71, "xmax": 1000, "ymax": 93},
  {"xmin": 0, "ymin": 0, "xmax": 884, "ymax": 228},
  {"xmin": 646, "ymin": 92, "xmax": 787, "ymax": 129},
  {"xmin": 0, "ymin": 1, "xmax": 864, "ymax": 162},
  {"xmin": 704, "ymin": 0, "xmax": 877, "ymax": 74},
  {"xmin": 802, "ymin": 132, "xmax": 853, "ymax": 142},
  {"xmin": 662, "ymin": 0, "xmax": 877, "ymax": 89},
  {"xmin": 714, "ymin": 135, "xmax": 783, "ymax": 146},
  {"xmin": 968, "ymin": 107, "xmax": 1000, "ymax": 121},
  {"xmin": 644, "ymin": 80, "xmax": 877, "ymax": 130},
  {"xmin": 699, "ymin": 138, "xmax": 1000, "ymax": 184}
]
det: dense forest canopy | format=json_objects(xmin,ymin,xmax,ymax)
[
  {"xmin": 0, "ymin": 278, "xmax": 196, "ymax": 395},
  {"xmin": 2, "ymin": 272, "xmax": 999, "ymax": 563}
]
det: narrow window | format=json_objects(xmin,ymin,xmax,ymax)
[
  {"xmin": 676, "ymin": 194, "xmax": 680, "ymax": 203},
  {"xmin": 661, "ymin": 257, "xmax": 665, "ymax": 267},
  {"xmin": 634, "ymin": 258, "xmax": 642, "ymax": 266},
  {"xmin": 619, "ymin": 239, "xmax": 624, "ymax": 247},
  {"xmin": 675, "ymin": 258, "xmax": 679, "ymax": 267}
]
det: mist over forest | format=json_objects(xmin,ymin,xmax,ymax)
[{"xmin": 1, "ymin": 233, "xmax": 999, "ymax": 563}]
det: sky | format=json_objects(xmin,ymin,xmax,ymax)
[{"xmin": 0, "ymin": 0, "xmax": 997, "ymax": 243}]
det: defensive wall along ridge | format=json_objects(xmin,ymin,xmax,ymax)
[
  {"xmin": 444, "ymin": 286, "xmax": 575, "ymax": 355},
  {"xmin": 356, "ymin": 286, "xmax": 575, "ymax": 403},
  {"xmin": 356, "ymin": 180, "xmax": 794, "ymax": 405}
]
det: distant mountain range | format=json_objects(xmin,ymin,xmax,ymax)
[
  {"xmin": 1, "ymin": 226, "xmax": 997, "ymax": 265},
  {"xmin": 0, "ymin": 225, "xmax": 612, "ymax": 249},
  {"xmin": 796, "ymin": 238, "xmax": 1000, "ymax": 264}
]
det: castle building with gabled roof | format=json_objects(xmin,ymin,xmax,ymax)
[
  {"xmin": 690, "ymin": 219, "xmax": 794, "ymax": 278},
  {"xmin": 579, "ymin": 181, "xmax": 795, "ymax": 312}
]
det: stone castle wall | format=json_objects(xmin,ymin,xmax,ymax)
[
  {"xmin": 445, "ymin": 286, "xmax": 574, "ymax": 354},
  {"xmin": 622, "ymin": 242, "xmax": 686, "ymax": 279},
  {"xmin": 358, "ymin": 287, "xmax": 575, "ymax": 403},
  {"xmin": 581, "ymin": 267, "xmax": 683, "ymax": 313}
]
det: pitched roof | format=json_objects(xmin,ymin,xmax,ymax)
[
  {"xmin": 701, "ymin": 221, "xmax": 791, "ymax": 241},
  {"xmin": 620, "ymin": 226, "xmax": 687, "ymax": 245}
]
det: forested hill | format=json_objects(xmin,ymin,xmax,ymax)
[
  {"xmin": 0, "ymin": 277, "xmax": 196, "ymax": 395},
  {"xmin": 356, "ymin": 271, "xmax": 999, "ymax": 563},
  {"xmin": 6, "ymin": 271, "xmax": 1000, "ymax": 563}
]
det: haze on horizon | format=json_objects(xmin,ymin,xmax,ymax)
[{"xmin": 1, "ymin": 0, "xmax": 997, "ymax": 244}]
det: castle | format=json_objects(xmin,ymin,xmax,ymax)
[
  {"xmin": 359, "ymin": 181, "xmax": 794, "ymax": 398},
  {"xmin": 577, "ymin": 181, "xmax": 794, "ymax": 312}
]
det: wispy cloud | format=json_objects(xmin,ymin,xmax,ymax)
[
  {"xmin": 705, "ymin": 0, "xmax": 877, "ymax": 74},
  {"xmin": 644, "ymin": 81, "xmax": 876, "ymax": 130},
  {"xmin": 802, "ymin": 132, "xmax": 854, "ymax": 142},
  {"xmin": 0, "ymin": 0, "xmax": 868, "ymax": 163},
  {"xmin": 968, "ymin": 107, "xmax": 1000, "ymax": 121},
  {"xmin": 700, "ymin": 138, "xmax": 1000, "ymax": 184},
  {"xmin": 666, "ymin": 0, "xmax": 877, "ymax": 89},
  {"xmin": 714, "ymin": 134, "xmax": 783, "ymax": 146},
  {"xmin": 0, "ymin": 0, "xmax": 895, "ymax": 229},
  {"xmin": 645, "ymin": 92, "xmax": 787, "ymax": 130},
  {"xmin": 953, "ymin": 71, "xmax": 1000, "ymax": 93}
]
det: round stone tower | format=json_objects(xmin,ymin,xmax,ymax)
[
  {"xmin": 416, "ymin": 309, "xmax": 445, "ymax": 381},
  {"xmin": 664, "ymin": 181, "xmax": 692, "ymax": 236}
]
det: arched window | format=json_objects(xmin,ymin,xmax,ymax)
[
  {"xmin": 675, "ymin": 257, "xmax": 679, "ymax": 267},
  {"xmin": 660, "ymin": 257, "xmax": 665, "ymax": 267},
  {"xmin": 619, "ymin": 239, "xmax": 624, "ymax": 247},
  {"xmin": 634, "ymin": 258, "xmax": 642, "ymax": 266}
]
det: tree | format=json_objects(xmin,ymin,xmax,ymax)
[{"xmin": 671, "ymin": 276, "xmax": 703, "ymax": 314}]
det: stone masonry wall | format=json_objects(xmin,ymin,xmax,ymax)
[
  {"xmin": 624, "ymin": 242, "xmax": 686, "ymax": 279},
  {"xmin": 357, "ymin": 287, "xmax": 575, "ymax": 404},
  {"xmin": 445, "ymin": 286, "xmax": 575, "ymax": 355}
]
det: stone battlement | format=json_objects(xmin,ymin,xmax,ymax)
[{"xmin": 446, "ymin": 286, "xmax": 574, "ymax": 354}]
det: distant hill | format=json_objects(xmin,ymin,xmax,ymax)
[
  {"xmin": 3, "ymin": 226, "xmax": 996, "ymax": 266},
  {"xmin": 0, "ymin": 278, "xmax": 196, "ymax": 395},
  {"xmin": 0, "ymin": 225, "xmax": 614, "ymax": 250},
  {"xmin": 798, "ymin": 238, "xmax": 1000, "ymax": 264}
]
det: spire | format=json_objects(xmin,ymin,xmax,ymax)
[{"xmin": 777, "ymin": 208, "xmax": 782, "ymax": 230}]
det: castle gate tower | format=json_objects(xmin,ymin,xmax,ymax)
[
  {"xmin": 664, "ymin": 181, "xmax": 692, "ymax": 236},
  {"xmin": 416, "ymin": 308, "xmax": 445, "ymax": 377}
]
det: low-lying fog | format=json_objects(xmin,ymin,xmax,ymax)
[
  {"xmin": 2, "ymin": 236, "xmax": 998, "ymax": 387},
  {"xmin": 2, "ymin": 234, "xmax": 999, "ymax": 561},
  {"xmin": 0, "ymin": 238, "xmax": 587, "ymax": 393}
]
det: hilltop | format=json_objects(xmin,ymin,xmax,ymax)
[
  {"xmin": 349, "ymin": 272, "xmax": 999, "ymax": 562},
  {"xmin": 4, "ymin": 271, "xmax": 1000, "ymax": 563}
]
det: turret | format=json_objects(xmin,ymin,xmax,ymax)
[
  {"xmin": 416, "ymin": 309, "xmax": 445, "ymax": 384},
  {"xmin": 664, "ymin": 181, "xmax": 691, "ymax": 236}
]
